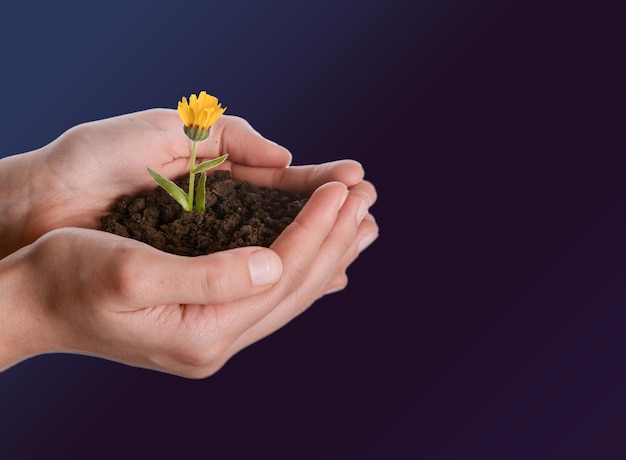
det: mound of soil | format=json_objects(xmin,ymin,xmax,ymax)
[{"xmin": 100, "ymin": 170, "xmax": 308, "ymax": 256}]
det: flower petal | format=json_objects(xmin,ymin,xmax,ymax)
[{"xmin": 178, "ymin": 91, "xmax": 226, "ymax": 136}]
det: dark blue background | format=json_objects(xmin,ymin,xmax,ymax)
[{"xmin": 1, "ymin": 1, "xmax": 625, "ymax": 458}]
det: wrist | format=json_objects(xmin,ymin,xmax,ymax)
[
  {"xmin": 0, "ymin": 150, "xmax": 46, "ymax": 258},
  {"xmin": 0, "ymin": 247, "xmax": 52, "ymax": 371}
]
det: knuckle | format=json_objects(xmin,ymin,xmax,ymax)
[
  {"xmin": 200, "ymin": 254, "xmax": 238, "ymax": 302},
  {"xmin": 173, "ymin": 340, "xmax": 232, "ymax": 379},
  {"xmin": 182, "ymin": 360, "xmax": 228, "ymax": 380},
  {"xmin": 327, "ymin": 274, "xmax": 349, "ymax": 295},
  {"xmin": 362, "ymin": 213, "xmax": 379, "ymax": 233},
  {"xmin": 107, "ymin": 248, "xmax": 146, "ymax": 301},
  {"xmin": 226, "ymin": 114, "xmax": 250, "ymax": 128}
]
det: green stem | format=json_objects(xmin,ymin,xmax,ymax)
[{"xmin": 188, "ymin": 141, "xmax": 198, "ymax": 211}]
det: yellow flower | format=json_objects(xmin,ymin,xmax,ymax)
[{"xmin": 177, "ymin": 91, "xmax": 226, "ymax": 142}]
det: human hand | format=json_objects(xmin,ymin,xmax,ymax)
[
  {"xmin": 0, "ymin": 180, "xmax": 378, "ymax": 377},
  {"xmin": 0, "ymin": 109, "xmax": 373, "ymax": 257}
]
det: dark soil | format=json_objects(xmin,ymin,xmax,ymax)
[{"xmin": 100, "ymin": 170, "xmax": 308, "ymax": 256}]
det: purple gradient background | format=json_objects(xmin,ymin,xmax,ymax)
[{"xmin": 1, "ymin": 1, "xmax": 625, "ymax": 458}]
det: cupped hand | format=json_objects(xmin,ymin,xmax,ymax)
[
  {"xmin": 4, "ymin": 108, "xmax": 374, "ymax": 256},
  {"xmin": 0, "ymin": 180, "xmax": 378, "ymax": 377}
]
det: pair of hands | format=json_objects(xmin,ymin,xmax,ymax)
[{"xmin": 0, "ymin": 109, "xmax": 378, "ymax": 377}]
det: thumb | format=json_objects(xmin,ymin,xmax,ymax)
[
  {"xmin": 131, "ymin": 246, "xmax": 283, "ymax": 306},
  {"xmin": 203, "ymin": 115, "xmax": 292, "ymax": 167}
]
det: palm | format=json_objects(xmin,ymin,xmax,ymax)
[
  {"xmin": 31, "ymin": 109, "xmax": 231, "ymax": 234},
  {"xmin": 46, "ymin": 109, "xmax": 197, "ymax": 201}
]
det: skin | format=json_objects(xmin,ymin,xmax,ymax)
[{"xmin": 0, "ymin": 109, "xmax": 378, "ymax": 378}]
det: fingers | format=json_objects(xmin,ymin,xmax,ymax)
[
  {"xmin": 127, "ymin": 110, "xmax": 292, "ymax": 168},
  {"xmin": 321, "ymin": 213, "xmax": 379, "ymax": 295},
  {"xmin": 275, "ymin": 160, "xmax": 364, "ymax": 191},
  {"xmin": 226, "ymin": 186, "xmax": 374, "ymax": 353},
  {"xmin": 269, "ymin": 181, "xmax": 350, "ymax": 287},
  {"xmin": 357, "ymin": 213, "xmax": 379, "ymax": 254},
  {"xmin": 348, "ymin": 179, "xmax": 378, "ymax": 206},
  {"xmin": 165, "ymin": 112, "xmax": 377, "ymax": 206},
  {"xmin": 30, "ymin": 227, "xmax": 283, "ymax": 310},
  {"xmin": 231, "ymin": 159, "xmax": 369, "ymax": 195},
  {"xmin": 196, "ymin": 115, "xmax": 293, "ymax": 168},
  {"xmin": 112, "ymin": 245, "xmax": 284, "ymax": 308},
  {"xmin": 208, "ymin": 181, "xmax": 349, "ymax": 337}
]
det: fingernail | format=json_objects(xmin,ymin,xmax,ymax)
[
  {"xmin": 339, "ymin": 187, "xmax": 349, "ymax": 208},
  {"xmin": 249, "ymin": 250, "xmax": 282, "ymax": 286},
  {"xmin": 356, "ymin": 198, "xmax": 371, "ymax": 224},
  {"xmin": 358, "ymin": 233, "xmax": 378, "ymax": 253}
]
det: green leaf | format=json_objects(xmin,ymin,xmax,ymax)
[
  {"xmin": 147, "ymin": 168, "xmax": 191, "ymax": 211},
  {"xmin": 194, "ymin": 172, "xmax": 207, "ymax": 213},
  {"xmin": 192, "ymin": 153, "xmax": 229, "ymax": 174}
]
